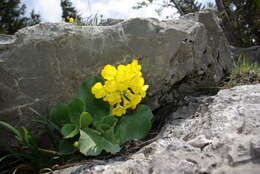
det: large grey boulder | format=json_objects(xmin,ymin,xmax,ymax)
[
  {"xmin": 0, "ymin": 9, "xmax": 233, "ymax": 134},
  {"xmin": 53, "ymin": 84, "xmax": 260, "ymax": 174}
]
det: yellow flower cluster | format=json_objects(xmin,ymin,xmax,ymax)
[{"xmin": 91, "ymin": 59, "xmax": 149, "ymax": 116}]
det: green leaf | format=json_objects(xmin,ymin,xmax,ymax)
[
  {"xmin": 79, "ymin": 129, "xmax": 99, "ymax": 156},
  {"xmin": 79, "ymin": 128, "xmax": 120, "ymax": 156},
  {"xmin": 68, "ymin": 98, "xmax": 85, "ymax": 123},
  {"xmin": 95, "ymin": 123, "xmax": 111, "ymax": 133},
  {"xmin": 80, "ymin": 112, "xmax": 93, "ymax": 129},
  {"xmin": 0, "ymin": 121, "xmax": 21, "ymax": 138},
  {"xmin": 22, "ymin": 127, "xmax": 38, "ymax": 151},
  {"xmin": 75, "ymin": 76, "xmax": 110, "ymax": 121},
  {"xmin": 50, "ymin": 104, "xmax": 70, "ymax": 128},
  {"xmin": 93, "ymin": 116, "xmax": 118, "ymax": 143},
  {"xmin": 94, "ymin": 116, "xmax": 118, "ymax": 132},
  {"xmin": 22, "ymin": 128, "xmax": 32, "ymax": 145},
  {"xmin": 102, "ymin": 116, "xmax": 118, "ymax": 128},
  {"xmin": 61, "ymin": 124, "xmax": 79, "ymax": 138},
  {"xmin": 115, "ymin": 104, "xmax": 153, "ymax": 144},
  {"xmin": 59, "ymin": 139, "xmax": 76, "ymax": 155}
]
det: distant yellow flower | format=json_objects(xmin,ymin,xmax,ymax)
[
  {"xmin": 69, "ymin": 17, "xmax": 74, "ymax": 23},
  {"xmin": 91, "ymin": 59, "xmax": 149, "ymax": 117}
]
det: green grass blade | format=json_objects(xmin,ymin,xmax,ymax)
[
  {"xmin": 0, "ymin": 121, "xmax": 21, "ymax": 138},
  {"xmin": 0, "ymin": 153, "xmax": 19, "ymax": 162}
]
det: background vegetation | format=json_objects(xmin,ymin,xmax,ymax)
[
  {"xmin": 61, "ymin": 0, "xmax": 81, "ymax": 23},
  {"xmin": 0, "ymin": 0, "xmax": 41, "ymax": 34},
  {"xmin": 135, "ymin": 0, "xmax": 259, "ymax": 47},
  {"xmin": 215, "ymin": 0, "xmax": 260, "ymax": 47}
]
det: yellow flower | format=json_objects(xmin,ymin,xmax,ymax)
[
  {"xmin": 73, "ymin": 141, "xmax": 79, "ymax": 147},
  {"xmin": 112, "ymin": 104, "xmax": 126, "ymax": 116},
  {"xmin": 125, "ymin": 89, "xmax": 142, "ymax": 109},
  {"xmin": 69, "ymin": 17, "xmax": 74, "ymax": 23},
  {"xmin": 104, "ymin": 80, "xmax": 117, "ymax": 92},
  {"xmin": 141, "ymin": 85, "xmax": 149, "ymax": 98},
  {"xmin": 104, "ymin": 92, "xmax": 121, "ymax": 105},
  {"xmin": 131, "ymin": 59, "xmax": 142, "ymax": 72},
  {"xmin": 91, "ymin": 59, "xmax": 148, "ymax": 116},
  {"xmin": 91, "ymin": 82, "xmax": 106, "ymax": 98},
  {"xmin": 101, "ymin": 65, "xmax": 117, "ymax": 80}
]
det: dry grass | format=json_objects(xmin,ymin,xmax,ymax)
[{"xmin": 222, "ymin": 55, "xmax": 260, "ymax": 88}]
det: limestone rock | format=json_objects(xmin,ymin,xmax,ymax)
[
  {"xmin": 99, "ymin": 18, "xmax": 124, "ymax": 26},
  {"xmin": 53, "ymin": 84, "xmax": 260, "ymax": 174},
  {"xmin": 0, "ymin": 9, "xmax": 233, "ymax": 136}
]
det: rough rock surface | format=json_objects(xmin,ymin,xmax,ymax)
[
  {"xmin": 99, "ymin": 18, "xmax": 124, "ymax": 26},
  {"xmin": 0, "ymin": 9, "xmax": 233, "ymax": 134},
  {"xmin": 54, "ymin": 84, "xmax": 260, "ymax": 174}
]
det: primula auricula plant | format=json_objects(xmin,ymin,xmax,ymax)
[{"xmin": 50, "ymin": 59, "xmax": 153, "ymax": 156}]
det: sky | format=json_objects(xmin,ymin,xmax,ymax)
[{"xmin": 21, "ymin": 0, "xmax": 215, "ymax": 23}]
